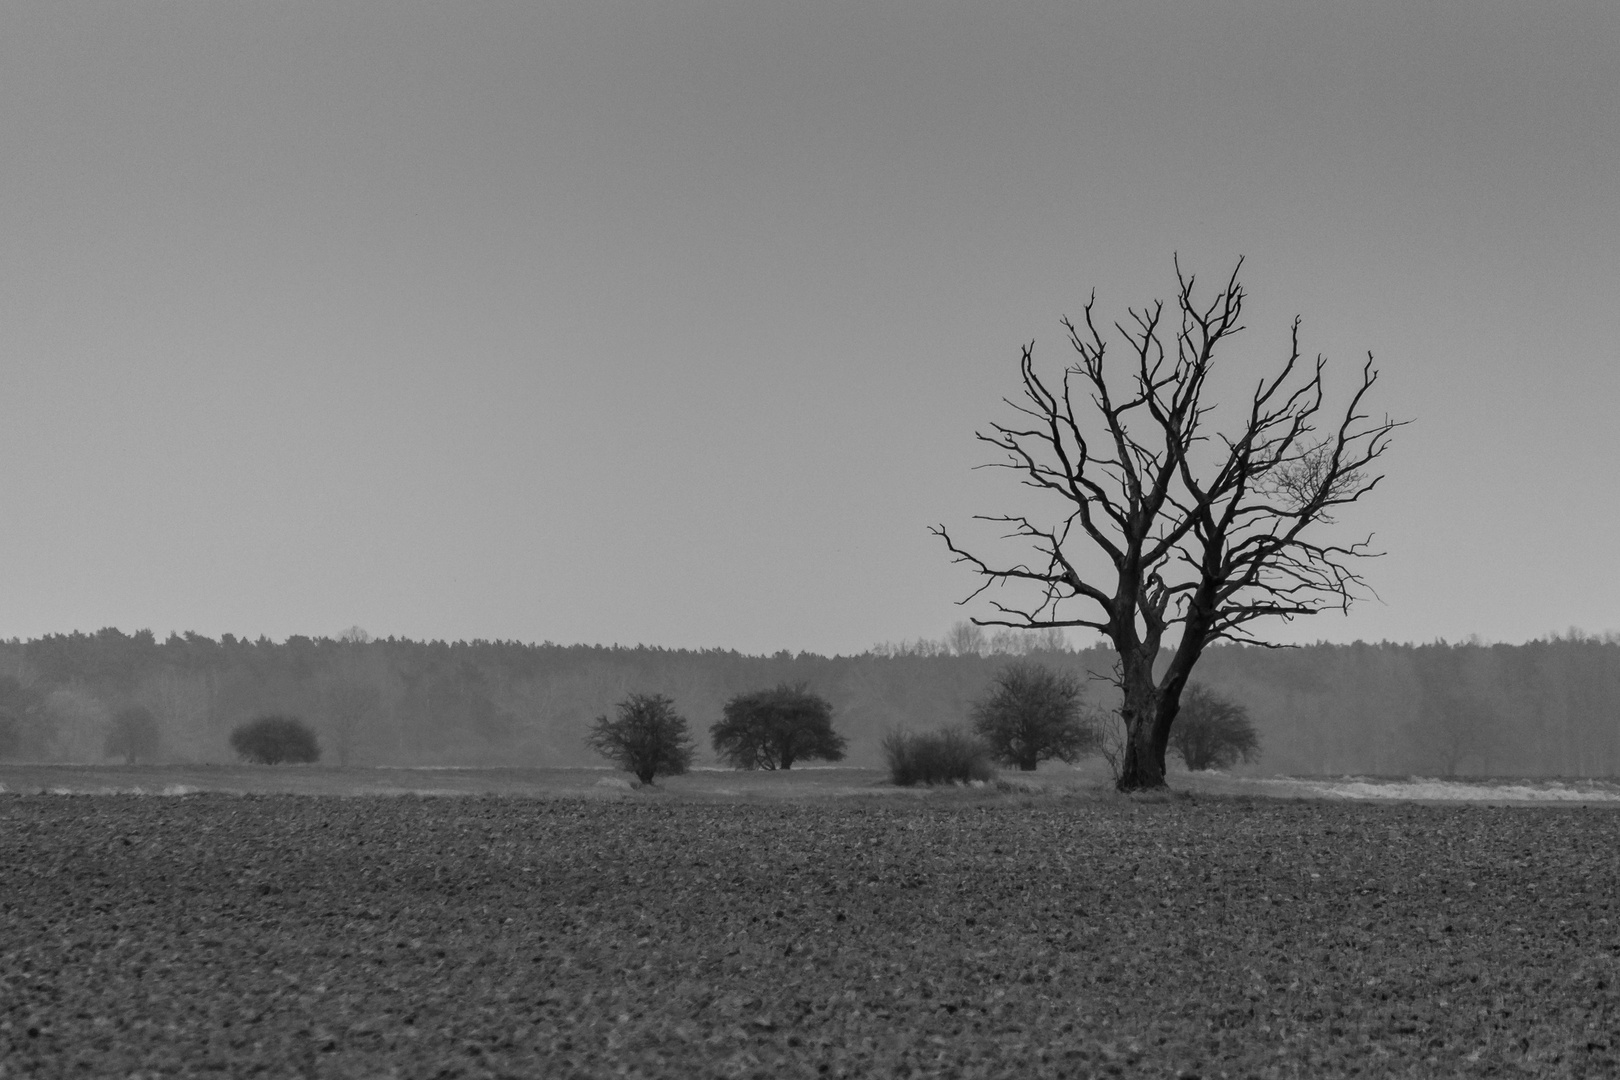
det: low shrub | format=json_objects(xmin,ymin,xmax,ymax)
[
  {"xmin": 882, "ymin": 727, "xmax": 996, "ymax": 786},
  {"xmin": 230, "ymin": 715, "xmax": 321, "ymax": 764}
]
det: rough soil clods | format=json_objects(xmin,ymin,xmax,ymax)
[{"xmin": 2, "ymin": 793, "xmax": 1617, "ymax": 1078}]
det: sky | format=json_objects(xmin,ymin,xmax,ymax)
[{"xmin": 1, "ymin": 1, "xmax": 1616, "ymax": 655}]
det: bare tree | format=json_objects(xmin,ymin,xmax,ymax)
[
  {"xmin": 944, "ymin": 620, "xmax": 988, "ymax": 656},
  {"xmin": 935, "ymin": 259, "xmax": 1401, "ymax": 790}
]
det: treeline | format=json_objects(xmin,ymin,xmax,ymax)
[{"xmin": 0, "ymin": 628, "xmax": 1616, "ymax": 777}]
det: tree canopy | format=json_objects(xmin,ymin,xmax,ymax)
[
  {"xmin": 1169, "ymin": 683, "xmax": 1261, "ymax": 771},
  {"xmin": 588, "ymin": 692, "xmax": 695, "ymax": 785},
  {"xmin": 970, "ymin": 661, "xmax": 1099, "ymax": 771},
  {"xmin": 710, "ymin": 683, "xmax": 846, "ymax": 770}
]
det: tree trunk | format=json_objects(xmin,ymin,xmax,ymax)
[
  {"xmin": 1019, "ymin": 760, "xmax": 1037, "ymax": 772},
  {"xmin": 1116, "ymin": 725, "xmax": 1166, "ymax": 790},
  {"xmin": 1115, "ymin": 657, "xmax": 1174, "ymax": 791}
]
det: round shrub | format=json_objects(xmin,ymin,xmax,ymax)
[{"xmin": 230, "ymin": 715, "xmax": 321, "ymax": 764}]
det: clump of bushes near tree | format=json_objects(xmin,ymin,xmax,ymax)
[
  {"xmin": 587, "ymin": 692, "xmax": 695, "ymax": 785},
  {"xmin": 230, "ymin": 715, "xmax": 321, "ymax": 764},
  {"xmin": 881, "ymin": 727, "xmax": 996, "ymax": 786},
  {"xmin": 711, "ymin": 683, "xmax": 846, "ymax": 770},
  {"xmin": 1170, "ymin": 683, "xmax": 1261, "ymax": 771},
  {"xmin": 971, "ymin": 660, "xmax": 1100, "ymax": 771}
]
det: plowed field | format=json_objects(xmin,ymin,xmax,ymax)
[{"xmin": 3, "ymin": 791, "xmax": 1617, "ymax": 1077}]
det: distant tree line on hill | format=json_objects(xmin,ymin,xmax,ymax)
[{"xmin": 0, "ymin": 626, "xmax": 1615, "ymax": 777}]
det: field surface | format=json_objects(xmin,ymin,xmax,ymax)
[{"xmin": 2, "ymin": 780, "xmax": 1618, "ymax": 1078}]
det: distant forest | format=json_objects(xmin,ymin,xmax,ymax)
[{"xmin": 0, "ymin": 628, "xmax": 1616, "ymax": 777}]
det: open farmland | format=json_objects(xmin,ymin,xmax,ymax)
[{"xmin": 3, "ymin": 787, "xmax": 1618, "ymax": 1078}]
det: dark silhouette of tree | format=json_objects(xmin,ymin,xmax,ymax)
[
  {"xmin": 971, "ymin": 661, "xmax": 1099, "ymax": 771},
  {"xmin": 0, "ymin": 677, "xmax": 47, "ymax": 759},
  {"xmin": 935, "ymin": 259, "xmax": 1401, "ymax": 789},
  {"xmin": 587, "ymin": 692, "xmax": 694, "ymax": 785},
  {"xmin": 106, "ymin": 705, "xmax": 162, "ymax": 764},
  {"xmin": 711, "ymin": 683, "xmax": 847, "ymax": 770},
  {"xmin": 1169, "ymin": 683, "xmax": 1260, "ymax": 771},
  {"xmin": 230, "ymin": 715, "xmax": 321, "ymax": 764}
]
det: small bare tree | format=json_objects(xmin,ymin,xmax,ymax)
[
  {"xmin": 935, "ymin": 259, "xmax": 1401, "ymax": 790},
  {"xmin": 944, "ymin": 620, "xmax": 989, "ymax": 657}
]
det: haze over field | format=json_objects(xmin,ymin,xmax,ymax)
[
  {"xmin": 3, "ymin": 2, "xmax": 1616, "ymax": 653},
  {"xmin": 4, "ymin": 631, "xmax": 1617, "ymax": 778}
]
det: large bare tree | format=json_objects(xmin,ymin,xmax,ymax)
[{"xmin": 935, "ymin": 260, "xmax": 1402, "ymax": 790}]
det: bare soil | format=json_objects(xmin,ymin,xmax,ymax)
[{"xmin": 2, "ymin": 781, "xmax": 1617, "ymax": 1077}]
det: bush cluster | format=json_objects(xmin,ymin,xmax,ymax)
[
  {"xmin": 881, "ymin": 727, "xmax": 996, "ymax": 786},
  {"xmin": 230, "ymin": 715, "xmax": 321, "ymax": 764}
]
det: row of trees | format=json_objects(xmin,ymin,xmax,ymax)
[
  {"xmin": 2, "ymin": 631, "xmax": 1615, "ymax": 777},
  {"xmin": 586, "ymin": 667, "xmax": 1259, "ymax": 785},
  {"xmin": 588, "ymin": 683, "xmax": 851, "ymax": 785}
]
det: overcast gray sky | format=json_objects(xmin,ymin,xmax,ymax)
[{"xmin": 2, "ymin": 1, "xmax": 1616, "ymax": 654}]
